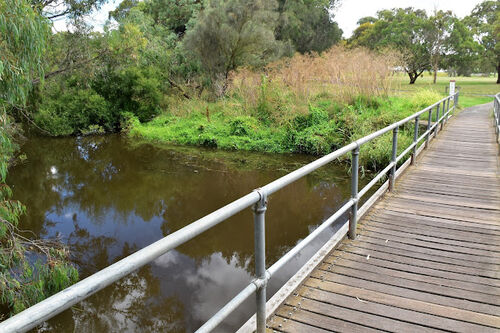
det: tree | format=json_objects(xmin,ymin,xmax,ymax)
[
  {"xmin": 348, "ymin": 8, "xmax": 431, "ymax": 84},
  {"xmin": 0, "ymin": 0, "xmax": 78, "ymax": 315},
  {"xmin": 357, "ymin": 16, "xmax": 377, "ymax": 25},
  {"xmin": 183, "ymin": 0, "xmax": 282, "ymax": 94},
  {"xmin": 443, "ymin": 18, "xmax": 483, "ymax": 76},
  {"xmin": 30, "ymin": 0, "xmax": 108, "ymax": 20},
  {"xmin": 143, "ymin": 0, "xmax": 201, "ymax": 36},
  {"xmin": 1, "ymin": 0, "xmax": 50, "ymax": 105},
  {"xmin": 348, "ymin": 21, "xmax": 376, "ymax": 48},
  {"xmin": 276, "ymin": 0, "xmax": 342, "ymax": 54},
  {"xmin": 466, "ymin": 0, "xmax": 500, "ymax": 83},
  {"xmin": 426, "ymin": 10, "xmax": 454, "ymax": 83}
]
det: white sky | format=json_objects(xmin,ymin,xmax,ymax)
[
  {"xmin": 54, "ymin": 0, "xmax": 485, "ymax": 36},
  {"xmin": 334, "ymin": 0, "xmax": 485, "ymax": 38},
  {"xmin": 52, "ymin": 0, "xmax": 120, "ymax": 32}
]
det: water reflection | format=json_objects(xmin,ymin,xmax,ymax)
[{"xmin": 7, "ymin": 135, "xmax": 354, "ymax": 332}]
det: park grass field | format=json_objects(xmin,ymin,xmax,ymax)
[
  {"xmin": 390, "ymin": 73, "xmax": 498, "ymax": 108},
  {"xmin": 391, "ymin": 73, "xmax": 499, "ymax": 96}
]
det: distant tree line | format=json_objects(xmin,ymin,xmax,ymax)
[{"xmin": 347, "ymin": 2, "xmax": 500, "ymax": 84}]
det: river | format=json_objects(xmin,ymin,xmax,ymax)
[{"xmin": 7, "ymin": 134, "xmax": 364, "ymax": 332}]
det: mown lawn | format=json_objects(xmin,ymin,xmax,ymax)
[{"xmin": 391, "ymin": 73, "xmax": 499, "ymax": 96}]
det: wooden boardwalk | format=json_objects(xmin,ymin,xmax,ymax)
[{"xmin": 268, "ymin": 103, "xmax": 500, "ymax": 332}]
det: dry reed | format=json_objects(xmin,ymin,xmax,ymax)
[{"xmin": 229, "ymin": 46, "xmax": 400, "ymax": 107}]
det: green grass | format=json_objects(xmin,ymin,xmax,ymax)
[
  {"xmin": 391, "ymin": 73, "xmax": 499, "ymax": 96},
  {"xmin": 457, "ymin": 95, "xmax": 493, "ymax": 108}
]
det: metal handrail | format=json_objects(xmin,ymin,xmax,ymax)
[
  {"xmin": 494, "ymin": 93, "xmax": 500, "ymax": 144},
  {"xmin": 0, "ymin": 92, "xmax": 459, "ymax": 333}
]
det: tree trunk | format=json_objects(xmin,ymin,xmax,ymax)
[
  {"xmin": 433, "ymin": 64, "xmax": 438, "ymax": 84},
  {"xmin": 408, "ymin": 71, "xmax": 417, "ymax": 84},
  {"xmin": 497, "ymin": 61, "xmax": 500, "ymax": 84}
]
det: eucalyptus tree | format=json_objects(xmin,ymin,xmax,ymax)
[
  {"xmin": 466, "ymin": 0, "xmax": 500, "ymax": 82},
  {"xmin": 349, "ymin": 8, "xmax": 431, "ymax": 84},
  {"xmin": 183, "ymin": 0, "xmax": 283, "ymax": 94},
  {"xmin": 30, "ymin": 0, "xmax": 108, "ymax": 20},
  {"xmin": 426, "ymin": 10, "xmax": 455, "ymax": 83},
  {"xmin": 0, "ymin": 0, "xmax": 79, "ymax": 315},
  {"xmin": 443, "ymin": 18, "xmax": 483, "ymax": 76},
  {"xmin": 276, "ymin": 0, "xmax": 343, "ymax": 54}
]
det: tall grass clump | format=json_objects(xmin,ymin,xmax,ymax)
[{"xmin": 229, "ymin": 46, "xmax": 400, "ymax": 123}]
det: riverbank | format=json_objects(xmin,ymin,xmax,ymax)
[{"xmin": 126, "ymin": 89, "xmax": 472, "ymax": 171}]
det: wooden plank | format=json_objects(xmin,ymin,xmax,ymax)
[
  {"xmin": 357, "ymin": 233, "xmax": 500, "ymax": 267},
  {"xmin": 364, "ymin": 217, "xmax": 500, "ymax": 246},
  {"xmin": 360, "ymin": 224, "xmax": 500, "ymax": 254},
  {"xmin": 318, "ymin": 259, "xmax": 500, "ymax": 296},
  {"xmin": 367, "ymin": 210, "xmax": 500, "ymax": 234},
  {"xmin": 326, "ymin": 250, "xmax": 500, "ymax": 288},
  {"xmin": 295, "ymin": 286, "xmax": 500, "ymax": 333},
  {"xmin": 310, "ymin": 270, "xmax": 500, "ymax": 316},
  {"xmin": 273, "ymin": 305, "xmax": 380, "ymax": 333},
  {"xmin": 303, "ymin": 279, "xmax": 500, "ymax": 329},
  {"xmin": 315, "ymin": 264, "xmax": 500, "ymax": 307},
  {"xmin": 284, "ymin": 296, "xmax": 443, "ymax": 333},
  {"xmin": 268, "ymin": 314, "xmax": 330, "ymax": 333},
  {"xmin": 395, "ymin": 192, "xmax": 500, "ymax": 211},
  {"xmin": 376, "ymin": 201, "xmax": 500, "ymax": 225},
  {"xmin": 357, "ymin": 237, "xmax": 500, "ymax": 274}
]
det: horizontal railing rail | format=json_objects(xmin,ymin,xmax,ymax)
[
  {"xmin": 0, "ymin": 92, "xmax": 459, "ymax": 333},
  {"xmin": 494, "ymin": 93, "xmax": 500, "ymax": 144}
]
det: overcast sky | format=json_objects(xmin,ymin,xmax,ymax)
[
  {"xmin": 335, "ymin": 0, "xmax": 484, "ymax": 37},
  {"xmin": 54, "ymin": 0, "xmax": 485, "ymax": 36}
]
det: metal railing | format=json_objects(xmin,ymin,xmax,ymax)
[
  {"xmin": 0, "ymin": 92, "xmax": 459, "ymax": 333},
  {"xmin": 494, "ymin": 93, "xmax": 500, "ymax": 144}
]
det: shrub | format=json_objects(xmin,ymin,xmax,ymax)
[
  {"xmin": 35, "ymin": 87, "xmax": 112, "ymax": 136},
  {"xmin": 93, "ymin": 65, "xmax": 164, "ymax": 122},
  {"xmin": 408, "ymin": 89, "xmax": 442, "ymax": 110},
  {"xmin": 229, "ymin": 116, "xmax": 258, "ymax": 136}
]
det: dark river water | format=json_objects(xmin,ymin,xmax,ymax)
[{"xmin": 7, "ymin": 134, "xmax": 362, "ymax": 332}]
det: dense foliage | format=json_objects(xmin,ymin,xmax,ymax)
[
  {"xmin": 24, "ymin": 0, "xmax": 345, "ymax": 135},
  {"xmin": 0, "ymin": 0, "xmax": 78, "ymax": 316}
]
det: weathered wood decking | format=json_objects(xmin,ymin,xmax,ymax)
[{"xmin": 268, "ymin": 103, "xmax": 500, "ymax": 332}]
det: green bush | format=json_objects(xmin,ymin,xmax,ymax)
[
  {"xmin": 35, "ymin": 87, "xmax": 112, "ymax": 136},
  {"xmin": 93, "ymin": 65, "xmax": 163, "ymax": 122},
  {"xmin": 229, "ymin": 116, "xmax": 258, "ymax": 136},
  {"xmin": 35, "ymin": 65, "xmax": 164, "ymax": 135},
  {"xmin": 408, "ymin": 89, "xmax": 442, "ymax": 110}
]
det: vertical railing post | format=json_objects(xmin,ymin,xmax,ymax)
[
  {"xmin": 389, "ymin": 127, "xmax": 398, "ymax": 191},
  {"xmin": 443, "ymin": 98, "xmax": 450, "ymax": 129},
  {"xmin": 426, "ymin": 108, "xmax": 432, "ymax": 148},
  {"xmin": 411, "ymin": 116, "xmax": 419, "ymax": 165},
  {"xmin": 253, "ymin": 191, "xmax": 267, "ymax": 333},
  {"xmin": 441, "ymin": 100, "xmax": 446, "ymax": 130},
  {"xmin": 443, "ymin": 98, "xmax": 448, "ymax": 127},
  {"xmin": 494, "ymin": 96, "xmax": 500, "ymax": 143},
  {"xmin": 349, "ymin": 146, "xmax": 359, "ymax": 239},
  {"xmin": 434, "ymin": 104, "xmax": 440, "ymax": 138}
]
